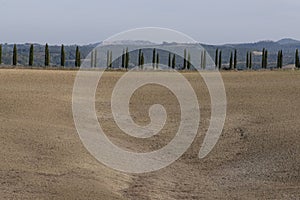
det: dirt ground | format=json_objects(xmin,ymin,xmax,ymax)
[{"xmin": 0, "ymin": 69, "xmax": 299, "ymax": 199}]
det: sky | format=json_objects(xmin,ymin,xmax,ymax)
[{"xmin": 0, "ymin": 0, "xmax": 299, "ymax": 45}]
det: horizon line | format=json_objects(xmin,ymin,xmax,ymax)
[{"xmin": 1, "ymin": 37, "xmax": 299, "ymax": 46}]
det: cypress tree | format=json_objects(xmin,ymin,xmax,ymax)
[
  {"xmin": 262, "ymin": 48, "xmax": 265, "ymax": 69},
  {"xmin": 122, "ymin": 49, "xmax": 125, "ymax": 68},
  {"xmin": 75, "ymin": 50, "xmax": 78, "ymax": 67},
  {"xmin": 141, "ymin": 53, "xmax": 144, "ymax": 69},
  {"xmin": 295, "ymin": 49, "xmax": 299, "ymax": 68},
  {"xmin": 79, "ymin": 48, "xmax": 82, "ymax": 67},
  {"xmin": 168, "ymin": 53, "xmax": 171, "ymax": 68},
  {"xmin": 75, "ymin": 46, "xmax": 81, "ymax": 67},
  {"xmin": 106, "ymin": 50, "xmax": 110, "ymax": 68},
  {"xmin": 172, "ymin": 54, "xmax": 176, "ymax": 69},
  {"xmin": 249, "ymin": 52, "xmax": 252, "ymax": 69},
  {"xmin": 215, "ymin": 49, "xmax": 218, "ymax": 68},
  {"xmin": 264, "ymin": 50, "xmax": 268, "ymax": 69},
  {"xmin": 261, "ymin": 48, "xmax": 268, "ymax": 69},
  {"xmin": 152, "ymin": 48, "xmax": 156, "ymax": 69},
  {"xmin": 246, "ymin": 52, "xmax": 249, "ymax": 69},
  {"xmin": 201, "ymin": 51, "xmax": 206, "ymax": 69},
  {"xmin": 138, "ymin": 49, "xmax": 142, "ymax": 67},
  {"xmin": 125, "ymin": 48, "xmax": 129, "ymax": 69},
  {"xmin": 45, "ymin": 43, "xmax": 50, "ymax": 67},
  {"xmin": 202, "ymin": 50, "xmax": 206, "ymax": 69},
  {"xmin": 187, "ymin": 52, "xmax": 191, "ymax": 70},
  {"xmin": 91, "ymin": 51, "xmax": 94, "ymax": 68},
  {"xmin": 234, "ymin": 49, "xmax": 237, "ymax": 69},
  {"xmin": 13, "ymin": 44, "xmax": 17, "ymax": 66},
  {"xmin": 94, "ymin": 50, "xmax": 97, "ymax": 68},
  {"xmin": 78, "ymin": 52, "xmax": 81, "ymax": 67},
  {"xmin": 184, "ymin": 49, "xmax": 187, "ymax": 69},
  {"xmin": 218, "ymin": 50, "xmax": 222, "ymax": 70},
  {"xmin": 106, "ymin": 50, "xmax": 112, "ymax": 68},
  {"xmin": 0, "ymin": 44, "xmax": 2, "ymax": 64},
  {"xmin": 280, "ymin": 50, "xmax": 283, "ymax": 69},
  {"xmin": 277, "ymin": 51, "xmax": 279, "ymax": 69},
  {"xmin": 109, "ymin": 51, "xmax": 112, "ymax": 68},
  {"xmin": 201, "ymin": 51, "xmax": 203, "ymax": 69},
  {"xmin": 156, "ymin": 53, "xmax": 159, "ymax": 69},
  {"xmin": 60, "ymin": 44, "xmax": 65, "ymax": 67},
  {"xmin": 229, "ymin": 52, "xmax": 233, "ymax": 70},
  {"xmin": 29, "ymin": 44, "xmax": 34, "ymax": 66}
]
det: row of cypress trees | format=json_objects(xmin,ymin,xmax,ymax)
[
  {"xmin": 277, "ymin": 50, "xmax": 283, "ymax": 69},
  {"xmin": 295, "ymin": 49, "xmax": 300, "ymax": 68},
  {"xmin": 3, "ymin": 44, "xmax": 81, "ymax": 67},
  {"xmin": 216, "ymin": 49, "xmax": 239, "ymax": 70},
  {"xmin": 215, "ymin": 48, "xmax": 300, "ymax": 69},
  {"xmin": 261, "ymin": 48, "xmax": 268, "ymax": 69},
  {"xmin": 1, "ymin": 44, "xmax": 300, "ymax": 69},
  {"xmin": 107, "ymin": 48, "xmax": 300, "ymax": 70}
]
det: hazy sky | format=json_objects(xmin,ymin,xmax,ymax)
[{"xmin": 0, "ymin": 0, "xmax": 299, "ymax": 45}]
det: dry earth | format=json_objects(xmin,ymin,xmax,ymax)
[{"xmin": 0, "ymin": 69, "xmax": 299, "ymax": 199}]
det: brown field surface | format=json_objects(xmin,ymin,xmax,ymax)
[{"xmin": 0, "ymin": 69, "xmax": 299, "ymax": 199}]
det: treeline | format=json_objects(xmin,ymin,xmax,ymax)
[
  {"xmin": 215, "ymin": 48, "xmax": 300, "ymax": 70},
  {"xmin": 0, "ymin": 43, "xmax": 300, "ymax": 70},
  {"xmin": 2, "ymin": 44, "xmax": 82, "ymax": 67},
  {"xmin": 0, "ymin": 43, "xmax": 89, "ymax": 67}
]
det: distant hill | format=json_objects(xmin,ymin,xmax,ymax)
[
  {"xmin": 1, "ymin": 38, "xmax": 300, "ymax": 69},
  {"xmin": 277, "ymin": 38, "xmax": 300, "ymax": 45}
]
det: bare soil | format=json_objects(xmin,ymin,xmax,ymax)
[{"xmin": 0, "ymin": 69, "xmax": 299, "ymax": 199}]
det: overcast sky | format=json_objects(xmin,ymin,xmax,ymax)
[{"xmin": 0, "ymin": 0, "xmax": 299, "ymax": 45}]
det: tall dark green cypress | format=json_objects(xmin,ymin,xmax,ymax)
[
  {"xmin": 75, "ymin": 47, "xmax": 78, "ymax": 67},
  {"xmin": 172, "ymin": 54, "xmax": 176, "ymax": 69},
  {"xmin": 261, "ymin": 48, "xmax": 268, "ymax": 69},
  {"xmin": 201, "ymin": 51, "xmax": 206, "ymax": 69},
  {"xmin": 156, "ymin": 53, "xmax": 159, "ymax": 69},
  {"xmin": 168, "ymin": 53, "xmax": 171, "ymax": 68},
  {"xmin": 106, "ymin": 50, "xmax": 110, "ymax": 68},
  {"xmin": 45, "ymin": 43, "xmax": 50, "ymax": 66},
  {"xmin": 280, "ymin": 50, "xmax": 283, "ymax": 69},
  {"xmin": 61, "ymin": 44, "xmax": 65, "ymax": 67},
  {"xmin": 78, "ymin": 51, "xmax": 81, "ymax": 67},
  {"xmin": 215, "ymin": 49, "xmax": 219, "ymax": 68},
  {"xmin": 264, "ymin": 50, "xmax": 268, "ymax": 69},
  {"xmin": 141, "ymin": 53, "xmax": 144, "ymax": 69},
  {"xmin": 13, "ymin": 44, "xmax": 17, "ymax": 66},
  {"xmin": 295, "ymin": 49, "xmax": 299, "ymax": 68},
  {"xmin": 109, "ymin": 51, "xmax": 112, "ymax": 68},
  {"xmin": 152, "ymin": 48, "xmax": 156, "ymax": 69},
  {"xmin": 234, "ymin": 49, "xmax": 237, "ymax": 69},
  {"xmin": 91, "ymin": 51, "xmax": 94, "ymax": 68},
  {"xmin": 229, "ymin": 52, "xmax": 233, "ymax": 70},
  {"xmin": 29, "ymin": 44, "xmax": 34, "ymax": 66},
  {"xmin": 0, "ymin": 44, "xmax": 2, "ymax": 65},
  {"xmin": 187, "ymin": 52, "xmax": 191, "ymax": 70},
  {"xmin": 278, "ymin": 50, "xmax": 283, "ymax": 69},
  {"xmin": 249, "ymin": 52, "xmax": 252, "ymax": 69},
  {"xmin": 75, "ymin": 46, "xmax": 81, "ymax": 67},
  {"xmin": 138, "ymin": 49, "xmax": 142, "ymax": 67},
  {"xmin": 218, "ymin": 51, "xmax": 222, "ymax": 70},
  {"xmin": 94, "ymin": 50, "xmax": 97, "ymax": 68},
  {"xmin": 246, "ymin": 52, "xmax": 249, "ymax": 69},
  {"xmin": 125, "ymin": 48, "xmax": 129, "ymax": 69},
  {"xmin": 122, "ymin": 49, "xmax": 125, "ymax": 68},
  {"xmin": 277, "ymin": 50, "xmax": 281, "ymax": 69},
  {"xmin": 201, "ymin": 51, "xmax": 203, "ymax": 69},
  {"xmin": 184, "ymin": 49, "xmax": 187, "ymax": 69},
  {"xmin": 262, "ymin": 48, "xmax": 265, "ymax": 69}
]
